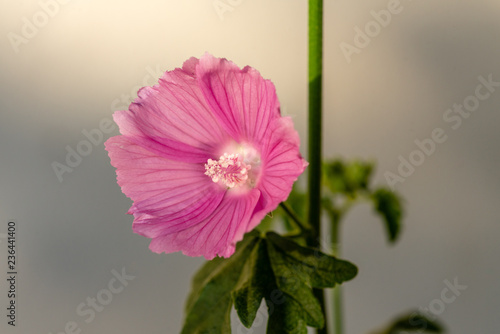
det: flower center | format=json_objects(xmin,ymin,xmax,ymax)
[{"xmin": 204, "ymin": 152, "xmax": 254, "ymax": 189}]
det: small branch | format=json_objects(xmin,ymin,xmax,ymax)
[{"xmin": 279, "ymin": 202, "xmax": 310, "ymax": 233}]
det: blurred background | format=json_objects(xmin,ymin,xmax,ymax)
[{"xmin": 1, "ymin": 0, "xmax": 499, "ymax": 333}]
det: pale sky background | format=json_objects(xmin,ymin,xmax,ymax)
[{"xmin": 1, "ymin": 1, "xmax": 499, "ymax": 333}]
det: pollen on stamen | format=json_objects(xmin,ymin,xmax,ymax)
[{"xmin": 204, "ymin": 153, "xmax": 251, "ymax": 189}]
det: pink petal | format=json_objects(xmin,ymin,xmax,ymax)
[
  {"xmin": 196, "ymin": 53, "xmax": 281, "ymax": 146},
  {"xmin": 106, "ymin": 54, "xmax": 308, "ymax": 259},
  {"xmin": 149, "ymin": 189, "xmax": 261, "ymax": 260},
  {"xmin": 251, "ymin": 117, "xmax": 308, "ymax": 226},
  {"xmin": 105, "ymin": 136, "xmax": 226, "ymax": 239},
  {"xmin": 115, "ymin": 58, "xmax": 230, "ymax": 163}
]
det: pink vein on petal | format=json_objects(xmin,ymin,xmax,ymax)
[
  {"xmin": 196, "ymin": 53, "xmax": 281, "ymax": 145},
  {"xmin": 148, "ymin": 189, "xmax": 261, "ymax": 260},
  {"xmin": 105, "ymin": 136, "xmax": 226, "ymax": 240}
]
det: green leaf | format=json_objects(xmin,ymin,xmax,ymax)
[
  {"xmin": 371, "ymin": 188, "xmax": 403, "ymax": 242},
  {"xmin": 265, "ymin": 232, "xmax": 358, "ymax": 329},
  {"xmin": 182, "ymin": 231, "xmax": 358, "ymax": 333},
  {"xmin": 323, "ymin": 159, "xmax": 374, "ymax": 195},
  {"xmin": 374, "ymin": 311, "xmax": 444, "ymax": 334},
  {"xmin": 232, "ymin": 239, "xmax": 273, "ymax": 328},
  {"xmin": 233, "ymin": 237, "xmax": 315, "ymax": 333},
  {"xmin": 266, "ymin": 232, "xmax": 358, "ymax": 287},
  {"xmin": 185, "ymin": 256, "xmax": 226, "ymax": 313},
  {"xmin": 181, "ymin": 231, "xmax": 260, "ymax": 334},
  {"xmin": 266, "ymin": 295, "xmax": 308, "ymax": 334}
]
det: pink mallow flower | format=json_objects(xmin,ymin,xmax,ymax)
[{"xmin": 105, "ymin": 53, "xmax": 307, "ymax": 259}]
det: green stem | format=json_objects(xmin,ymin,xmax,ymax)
[
  {"xmin": 279, "ymin": 202, "xmax": 309, "ymax": 233},
  {"xmin": 307, "ymin": 0, "xmax": 325, "ymax": 333},
  {"xmin": 307, "ymin": 0, "xmax": 323, "ymax": 241},
  {"xmin": 331, "ymin": 214, "xmax": 343, "ymax": 334}
]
